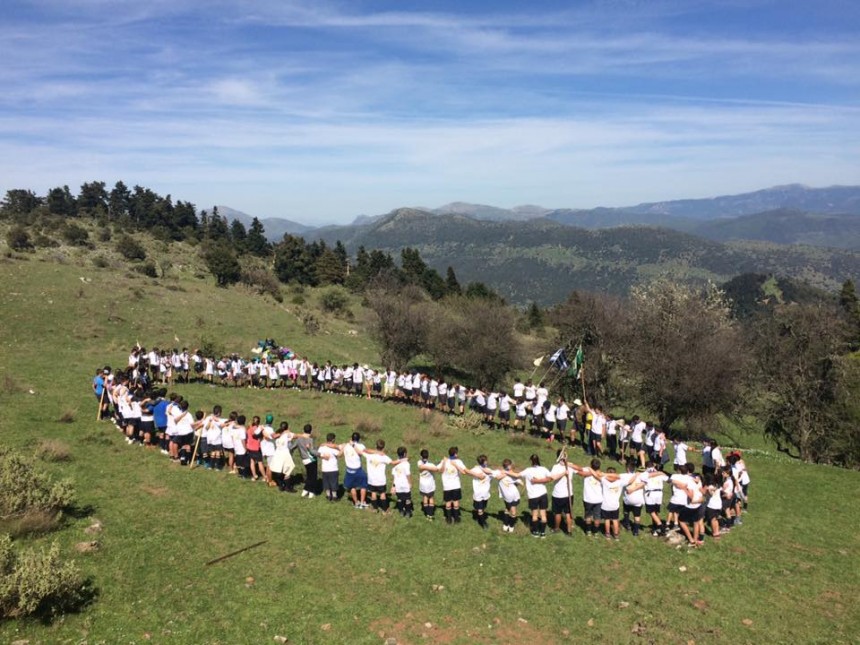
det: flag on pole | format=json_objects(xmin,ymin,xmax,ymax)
[
  {"xmin": 568, "ymin": 344, "xmax": 584, "ymax": 379},
  {"xmin": 533, "ymin": 355, "xmax": 544, "ymax": 367},
  {"xmin": 549, "ymin": 347, "xmax": 570, "ymax": 371}
]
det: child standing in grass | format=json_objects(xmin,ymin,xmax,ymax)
[
  {"xmin": 391, "ymin": 447, "xmax": 413, "ymax": 517},
  {"xmin": 463, "ymin": 455, "xmax": 491, "ymax": 529},
  {"xmin": 440, "ymin": 446, "xmax": 466, "ymax": 524},
  {"xmin": 417, "ymin": 449, "xmax": 439, "ymax": 520},
  {"xmin": 318, "ymin": 433, "xmax": 341, "ymax": 501}
]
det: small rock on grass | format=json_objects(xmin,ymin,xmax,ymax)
[
  {"xmin": 742, "ymin": 618, "xmax": 753, "ymax": 626},
  {"xmin": 75, "ymin": 541, "xmax": 100, "ymax": 553},
  {"xmin": 321, "ymin": 624, "xmax": 332, "ymax": 632},
  {"xmin": 273, "ymin": 636, "xmax": 288, "ymax": 643}
]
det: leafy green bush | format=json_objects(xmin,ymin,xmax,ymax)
[
  {"xmin": 92, "ymin": 255, "xmax": 110, "ymax": 268},
  {"xmin": 137, "ymin": 259, "xmax": 158, "ymax": 278},
  {"xmin": 115, "ymin": 235, "xmax": 146, "ymax": 261},
  {"xmin": 6, "ymin": 226, "xmax": 33, "ymax": 251},
  {"xmin": 319, "ymin": 286, "xmax": 350, "ymax": 314},
  {"xmin": 240, "ymin": 267, "xmax": 283, "ymax": 302},
  {"xmin": 0, "ymin": 446, "xmax": 75, "ymax": 535},
  {"xmin": 0, "ymin": 534, "xmax": 85, "ymax": 619},
  {"xmin": 61, "ymin": 223, "xmax": 89, "ymax": 246}
]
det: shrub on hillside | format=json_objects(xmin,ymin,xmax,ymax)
[
  {"xmin": 115, "ymin": 235, "xmax": 146, "ymax": 261},
  {"xmin": 203, "ymin": 243, "xmax": 241, "ymax": 287},
  {"xmin": 61, "ymin": 223, "xmax": 90, "ymax": 246},
  {"xmin": 0, "ymin": 534, "xmax": 86, "ymax": 619},
  {"xmin": 6, "ymin": 226, "xmax": 33, "ymax": 251},
  {"xmin": 0, "ymin": 446, "xmax": 75, "ymax": 537},
  {"xmin": 240, "ymin": 267, "xmax": 283, "ymax": 302},
  {"xmin": 320, "ymin": 286, "xmax": 350, "ymax": 314},
  {"xmin": 136, "ymin": 259, "xmax": 158, "ymax": 278}
]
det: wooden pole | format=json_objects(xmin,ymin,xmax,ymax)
[
  {"xmin": 96, "ymin": 383, "xmax": 106, "ymax": 421},
  {"xmin": 204, "ymin": 540, "xmax": 268, "ymax": 566},
  {"xmin": 189, "ymin": 431, "xmax": 202, "ymax": 469}
]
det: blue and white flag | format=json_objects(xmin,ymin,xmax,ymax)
[{"xmin": 549, "ymin": 347, "xmax": 569, "ymax": 371}]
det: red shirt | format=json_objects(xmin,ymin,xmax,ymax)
[{"xmin": 246, "ymin": 425, "xmax": 262, "ymax": 452}]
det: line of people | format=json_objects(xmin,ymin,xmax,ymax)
[{"xmin": 92, "ymin": 367, "xmax": 751, "ymax": 547}]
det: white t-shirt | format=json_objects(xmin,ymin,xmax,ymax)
[
  {"xmin": 513, "ymin": 382, "xmax": 525, "ymax": 398},
  {"xmin": 581, "ymin": 469, "xmax": 603, "ymax": 504},
  {"xmin": 550, "ymin": 463, "xmax": 574, "ymax": 500},
  {"xmin": 318, "ymin": 445, "xmax": 340, "ymax": 473},
  {"xmin": 674, "ymin": 443, "xmax": 689, "ymax": 466},
  {"xmin": 669, "ymin": 474, "xmax": 691, "ymax": 506},
  {"xmin": 557, "ymin": 403, "xmax": 569, "ymax": 421},
  {"xmin": 631, "ymin": 421, "xmax": 646, "ymax": 443},
  {"xmin": 365, "ymin": 453, "xmax": 392, "ymax": 487},
  {"xmin": 204, "ymin": 415, "xmax": 223, "ymax": 445},
  {"xmin": 644, "ymin": 471, "xmax": 668, "ymax": 506},
  {"xmin": 521, "ymin": 466, "xmax": 551, "ymax": 499},
  {"xmin": 174, "ymin": 410, "xmax": 194, "ymax": 436},
  {"xmin": 622, "ymin": 472, "xmax": 647, "ymax": 506},
  {"xmin": 232, "ymin": 425, "xmax": 247, "ymax": 455},
  {"xmin": 392, "ymin": 461, "xmax": 411, "ymax": 493},
  {"xmin": 468, "ymin": 466, "xmax": 491, "ymax": 501},
  {"xmin": 440, "ymin": 457, "xmax": 465, "ymax": 491},
  {"xmin": 495, "ymin": 470, "xmax": 521, "ymax": 503},
  {"xmin": 418, "ymin": 460, "xmax": 436, "ymax": 494},
  {"xmin": 343, "ymin": 442, "xmax": 365, "ymax": 470},
  {"xmin": 600, "ymin": 475, "xmax": 629, "ymax": 512}
]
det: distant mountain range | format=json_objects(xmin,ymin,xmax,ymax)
[
  {"xmin": 312, "ymin": 207, "xmax": 860, "ymax": 304},
  {"xmin": 214, "ymin": 206, "xmax": 315, "ymax": 239},
  {"xmin": 216, "ymin": 185, "xmax": 860, "ymax": 303}
]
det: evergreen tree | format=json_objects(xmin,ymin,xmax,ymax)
[
  {"xmin": 315, "ymin": 248, "xmax": 346, "ymax": 285},
  {"xmin": 274, "ymin": 235, "xmax": 316, "ymax": 285},
  {"xmin": 246, "ymin": 217, "xmax": 271, "ymax": 257},
  {"xmin": 230, "ymin": 219, "xmax": 248, "ymax": 252},
  {"xmin": 445, "ymin": 266, "xmax": 461, "ymax": 295},
  {"xmin": 839, "ymin": 279, "xmax": 860, "ymax": 347},
  {"xmin": 77, "ymin": 181, "xmax": 108, "ymax": 214},
  {"xmin": 46, "ymin": 185, "xmax": 77, "ymax": 216},
  {"xmin": 108, "ymin": 181, "xmax": 130, "ymax": 219},
  {"xmin": 203, "ymin": 242, "xmax": 242, "ymax": 287},
  {"xmin": 527, "ymin": 301, "xmax": 545, "ymax": 330},
  {"xmin": 1, "ymin": 190, "xmax": 41, "ymax": 217}
]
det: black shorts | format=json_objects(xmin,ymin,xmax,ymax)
[
  {"xmin": 139, "ymin": 420, "xmax": 155, "ymax": 433},
  {"xmin": 551, "ymin": 496, "xmax": 571, "ymax": 515},
  {"xmin": 557, "ymin": 419, "xmax": 567, "ymax": 432},
  {"xmin": 679, "ymin": 506, "xmax": 698, "ymax": 524},
  {"xmin": 602, "ymin": 508, "xmax": 620, "ymax": 520},
  {"xmin": 248, "ymin": 450, "xmax": 263, "ymax": 462},
  {"xmin": 623, "ymin": 503, "xmax": 643, "ymax": 518},
  {"xmin": 126, "ymin": 417, "xmax": 140, "ymax": 429},
  {"xmin": 631, "ymin": 441, "xmax": 643, "ymax": 453},
  {"xmin": 175, "ymin": 433, "xmax": 193, "ymax": 447},
  {"xmin": 473, "ymin": 499, "xmax": 488, "ymax": 511},
  {"xmin": 583, "ymin": 502, "xmax": 602, "ymax": 521},
  {"xmin": 705, "ymin": 507, "xmax": 721, "ymax": 521},
  {"xmin": 504, "ymin": 500, "xmax": 519, "ymax": 511},
  {"xmin": 223, "ymin": 447, "xmax": 234, "ymax": 454},
  {"xmin": 544, "ymin": 420, "xmax": 555, "ymax": 432},
  {"xmin": 528, "ymin": 494, "xmax": 548, "ymax": 511},
  {"xmin": 368, "ymin": 484, "xmax": 386, "ymax": 494},
  {"xmin": 645, "ymin": 503, "xmax": 662, "ymax": 515},
  {"xmin": 499, "ymin": 410, "xmax": 510, "ymax": 421},
  {"xmin": 322, "ymin": 471, "xmax": 338, "ymax": 491},
  {"xmin": 443, "ymin": 489, "xmax": 462, "ymax": 502},
  {"xmin": 396, "ymin": 492, "xmax": 411, "ymax": 504},
  {"xmin": 668, "ymin": 502, "xmax": 685, "ymax": 515}
]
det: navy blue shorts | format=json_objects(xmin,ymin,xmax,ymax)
[{"xmin": 344, "ymin": 468, "xmax": 367, "ymax": 491}]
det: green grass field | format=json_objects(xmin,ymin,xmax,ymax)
[{"xmin": 1, "ymin": 247, "xmax": 859, "ymax": 644}]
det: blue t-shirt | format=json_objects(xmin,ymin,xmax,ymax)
[
  {"xmin": 93, "ymin": 375, "xmax": 105, "ymax": 396},
  {"xmin": 152, "ymin": 400, "xmax": 169, "ymax": 428}
]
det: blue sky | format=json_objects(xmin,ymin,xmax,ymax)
[{"xmin": 2, "ymin": 0, "xmax": 859, "ymax": 225}]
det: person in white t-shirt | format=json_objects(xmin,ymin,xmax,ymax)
[
  {"xmin": 417, "ymin": 449, "xmax": 439, "ymax": 520},
  {"xmin": 342, "ymin": 432, "xmax": 369, "ymax": 509},
  {"xmin": 509, "ymin": 454, "xmax": 553, "ymax": 538},
  {"xmin": 363, "ymin": 439, "xmax": 394, "ymax": 513},
  {"xmin": 318, "ymin": 433, "xmax": 341, "ymax": 502},
  {"xmin": 620, "ymin": 458, "xmax": 649, "ymax": 537},
  {"xmin": 548, "ymin": 451, "xmax": 580, "ymax": 536},
  {"xmin": 672, "ymin": 438, "xmax": 697, "ymax": 472},
  {"xmin": 591, "ymin": 467, "xmax": 635, "ymax": 540},
  {"xmin": 391, "ymin": 447, "xmax": 413, "ymax": 517},
  {"xmin": 439, "ymin": 447, "xmax": 466, "ymax": 524},
  {"xmin": 575, "ymin": 458, "xmax": 604, "ymax": 536},
  {"xmin": 462, "ymin": 455, "xmax": 492, "ymax": 529},
  {"xmin": 492, "ymin": 459, "xmax": 521, "ymax": 533},
  {"xmin": 643, "ymin": 461, "xmax": 669, "ymax": 536}
]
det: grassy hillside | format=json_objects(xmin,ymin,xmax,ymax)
[{"xmin": 0, "ymin": 243, "xmax": 859, "ymax": 644}]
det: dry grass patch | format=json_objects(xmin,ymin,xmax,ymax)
[
  {"xmin": 36, "ymin": 439, "xmax": 73, "ymax": 463},
  {"xmin": 58, "ymin": 408, "xmax": 77, "ymax": 424}
]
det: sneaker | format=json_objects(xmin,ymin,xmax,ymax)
[
  {"xmin": 307, "ymin": 493, "xmax": 315, "ymax": 499},
  {"xmin": 301, "ymin": 490, "xmax": 308, "ymax": 498}
]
